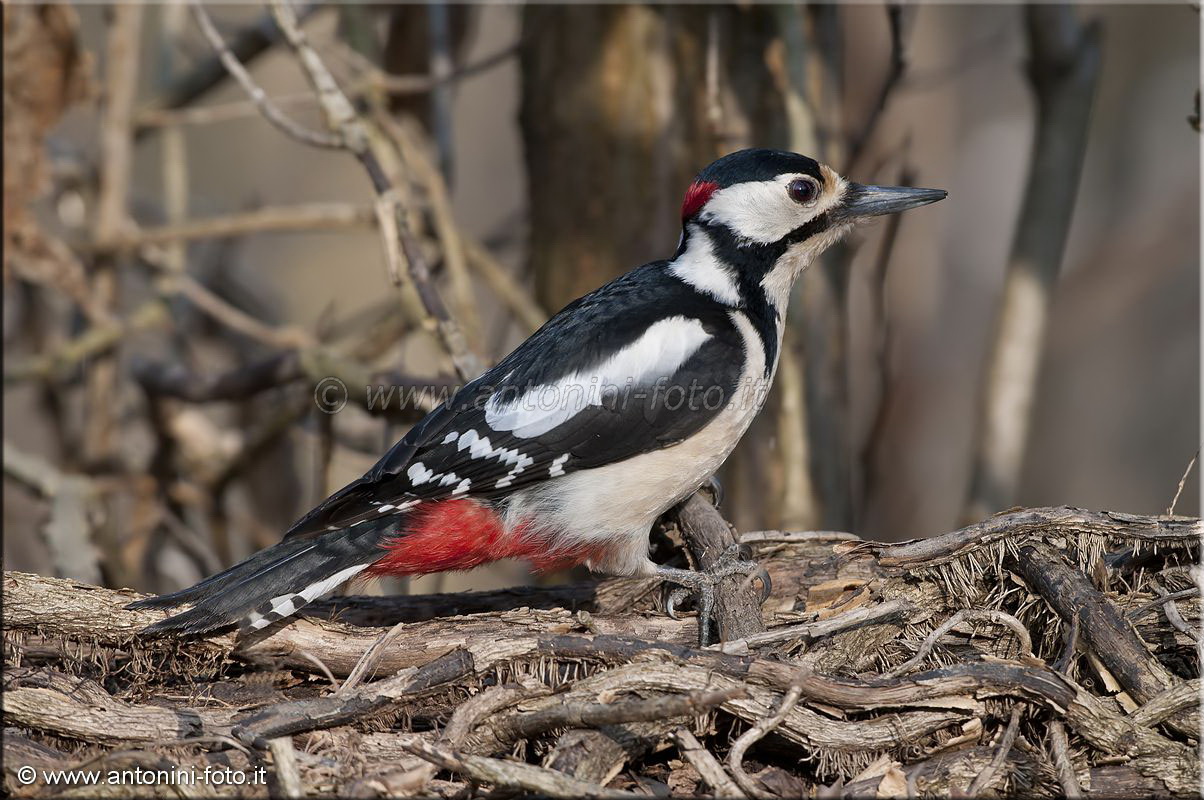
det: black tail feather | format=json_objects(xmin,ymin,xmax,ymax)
[{"xmin": 130, "ymin": 522, "xmax": 394, "ymax": 636}]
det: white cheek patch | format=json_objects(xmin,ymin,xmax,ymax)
[
  {"xmin": 484, "ymin": 316, "xmax": 712, "ymax": 439},
  {"xmin": 700, "ymin": 171, "xmax": 846, "ymax": 245}
]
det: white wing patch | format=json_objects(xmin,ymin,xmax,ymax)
[
  {"xmin": 484, "ymin": 316, "xmax": 712, "ymax": 439},
  {"xmin": 407, "ymin": 462, "xmax": 434, "ymax": 485}
]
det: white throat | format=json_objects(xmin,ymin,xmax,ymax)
[{"xmin": 759, "ymin": 223, "xmax": 852, "ymax": 314}]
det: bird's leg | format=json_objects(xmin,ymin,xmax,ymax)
[{"xmin": 657, "ymin": 543, "xmax": 771, "ymax": 647}]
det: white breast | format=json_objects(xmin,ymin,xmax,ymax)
[{"xmin": 502, "ymin": 310, "xmax": 779, "ymax": 577}]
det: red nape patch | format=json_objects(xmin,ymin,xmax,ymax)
[{"xmin": 680, "ymin": 180, "xmax": 719, "ymax": 220}]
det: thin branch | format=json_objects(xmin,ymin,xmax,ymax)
[
  {"xmin": 1128, "ymin": 679, "xmax": 1202, "ymax": 728},
  {"xmin": 399, "ymin": 738, "xmax": 643, "ymax": 799},
  {"xmin": 4, "ymin": 301, "xmax": 170, "ymax": 384},
  {"xmin": 189, "ymin": 2, "xmax": 344, "ymax": 149},
  {"xmin": 966, "ymin": 6, "xmax": 1102, "ymax": 518},
  {"xmin": 267, "ymin": 737, "xmax": 304, "ymax": 799},
  {"xmin": 966, "ymin": 706, "xmax": 1023, "ymax": 796},
  {"xmin": 1048, "ymin": 721, "xmax": 1082, "ymax": 799},
  {"xmin": 133, "ymin": 43, "xmax": 520, "ymax": 131},
  {"xmin": 1151, "ymin": 584, "xmax": 1200, "ymax": 642},
  {"xmin": 491, "ymin": 688, "xmax": 743, "ymax": 744},
  {"xmin": 710, "ymin": 599, "xmax": 911, "ymax": 655},
  {"xmin": 1167, "ymin": 448, "xmax": 1198, "ymax": 516},
  {"xmin": 727, "ymin": 682, "xmax": 803, "ymax": 800},
  {"xmin": 160, "ymin": 270, "xmax": 313, "ymax": 350},
  {"xmin": 339, "ymin": 620, "xmax": 409, "ymax": 695},
  {"xmin": 131, "ymin": 352, "xmax": 303, "ymax": 403},
  {"xmin": 1126, "ymin": 588, "xmax": 1200, "ymax": 622},
  {"xmin": 845, "ymin": 4, "xmax": 906, "ymax": 173},
  {"xmin": 462, "ymin": 237, "xmax": 548, "ymax": 335},
  {"xmin": 674, "ymin": 728, "xmax": 745, "ymax": 799},
  {"xmin": 267, "ymin": 0, "xmax": 481, "ymax": 381},
  {"xmin": 136, "ymin": 3, "xmax": 318, "ymax": 136},
  {"xmin": 881, "ymin": 609, "xmax": 1033, "ymax": 679},
  {"xmin": 94, "ymin": 203, "xmax": 376, "ymax": 252}
]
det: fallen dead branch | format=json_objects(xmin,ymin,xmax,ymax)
[{"xmin": 3, "ymin": 505, "xmax": 1199, "ymax": 797}]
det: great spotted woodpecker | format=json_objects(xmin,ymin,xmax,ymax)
[{"xmin": 132, "ymin": 148, "xmax": 945, "ymax": 640}]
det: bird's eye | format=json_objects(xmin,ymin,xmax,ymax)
[{"xmin": 787, "ymin": 177, "xmax": 819, "ymax": 205}]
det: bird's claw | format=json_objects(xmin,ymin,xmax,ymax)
[
  {"xmin": 656, "ymin": 542, "xmax": 771, "ymax": 646},
  {"xmin": 664, "ymin": 586, "xmax": 693, "ymax": 620},
  {"xmin": 755, "ymin": 566, "xmax": 772, "ymax": 603},
  {"xmin": 700, "ymin": 475, "xmax": 724, "ymax": 508}
]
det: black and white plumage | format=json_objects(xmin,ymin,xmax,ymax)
[{"xmin": 131, "ymin": 148, "xmax": 945, "ymax": 637}]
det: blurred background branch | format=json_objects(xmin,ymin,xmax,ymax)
[{"xmin": 965, "ymin": 4, "xmax": 1102, "ymax": 522}]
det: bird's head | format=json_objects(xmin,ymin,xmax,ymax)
[{"xmin": 672, "ymin": 148, "xmax": 946, "ymax": 309}]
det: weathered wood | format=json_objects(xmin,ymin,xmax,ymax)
[
  {"xmin": 673, "ymin": 492, "xmax": 769, "ymax": 644},
  {"xmin": 3, "ymin": 506, "xmax": 1199, "ymax": 798},
  {"xmin": 1015, "ymin": 543, "xmax": 1196, "ymax": 738},
  {"xmin": 860, "ymin": 507, "xmax": 1200, "ymax": 569},
  {"xmin": 232, "ymin": 649, "xmax": 473, "ymax": 747}
]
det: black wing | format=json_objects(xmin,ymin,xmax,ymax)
[{"xmin": 284, "ymin": 263, "xmax": 746, "ymax": 538}]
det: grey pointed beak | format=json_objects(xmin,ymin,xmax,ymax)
[{"xmin": 831, "ymin": 183, "xmax": 947, "ymax": 222}]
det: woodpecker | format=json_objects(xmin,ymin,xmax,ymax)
[{"xmin": 131, "ymin": 148, "xmax": 945, "ymax": 641}]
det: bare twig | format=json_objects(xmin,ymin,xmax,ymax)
[
  {"xmin": 189, "ymin": 2, "xmax": 343, "ymax": 149},
  {"xmin": 491, "ymin": 688, "xmax": 743, "ymax": 744},
  {"xmin": 399, "ymin": 738, "xmax": 643, "ymax": 799},
  {"xmin": 845, "ymin": 4, "xmax": 906, "ymax": 173},
  {"xmin": 4, "ymin": 301, "xmax": 170, "ymax": 384},
  {"xmin": 267, "ymin": 0, "xmax": 481, "ymax": 381},
  {"xmin": 94, "ymin": 203, "xmax": 376, "ymax": 252},
  {"xmin": 295, "ymin": 650, "xmax": 340, "ymax": 691},
  {"xmin": 966, "ymin": 706, "xmax": 1023, "ymax": 796},
  {"xmin": 383, "ymin": 115, "xmax": 479, "ymax": 348},
  {"xmin": 339, "ymin": 620, "xmax": 409, "ymax": 695},
  {"xmin": 710, "ymin": 599, "xmax": 910, "ymax": 655},
  {"xmin": 134, "ymin": 43, "xmax": 520, "ymax": 131},
  {"xmin": 859, "ymin": 507, "xmax": 1201, "ymax": 569},
  {"xmin": 267, "ymin": 737, "xmax": 304, "ymax": 799},
  {"xmin": 727, "ymin": 682, "xmax": 804, "ymax": 800},
  {"xmin": 1167, "ymin": 449, "xmax": 1198, "ymax": 516},
  {"xmin": 83, "ymin": 2, "xmax": 144, "ymax": 515},
  {"xmin": 1151, "ymin": 584, "xmax": 1200, "ymax": 642},
  {"xmin": 1048, "ymin": 721, "xmax": 1082, "ymax": 799},
  {"xmin": 881, "ymin": 609, "xmax": 1033, "ymax": 679},
  {"xmin": 1128, "ymin": 679, "xmax": 1202, "ymax": 728},
  {"xmin": 136, "ymin": 3, "xmax": 318, "ymax": 134},
  {"xmin": 1126, "ymin": 588, "xmax": 1200, "ymax": 621},
  {"xmin": 159, "ymin": 269, "xmax": 313, "ymax": 350},
  {"xmin": 674, "ymin": 728, "xmax": 745, "ymax": 799},
  {"xmin": 462, "ymin": 236, "xmax": 547, "ymax": 335}
]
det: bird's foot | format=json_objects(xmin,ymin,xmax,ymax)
[{"xmin": 657, "ymin": 544, "xmax": 771, "ymax": 647}]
